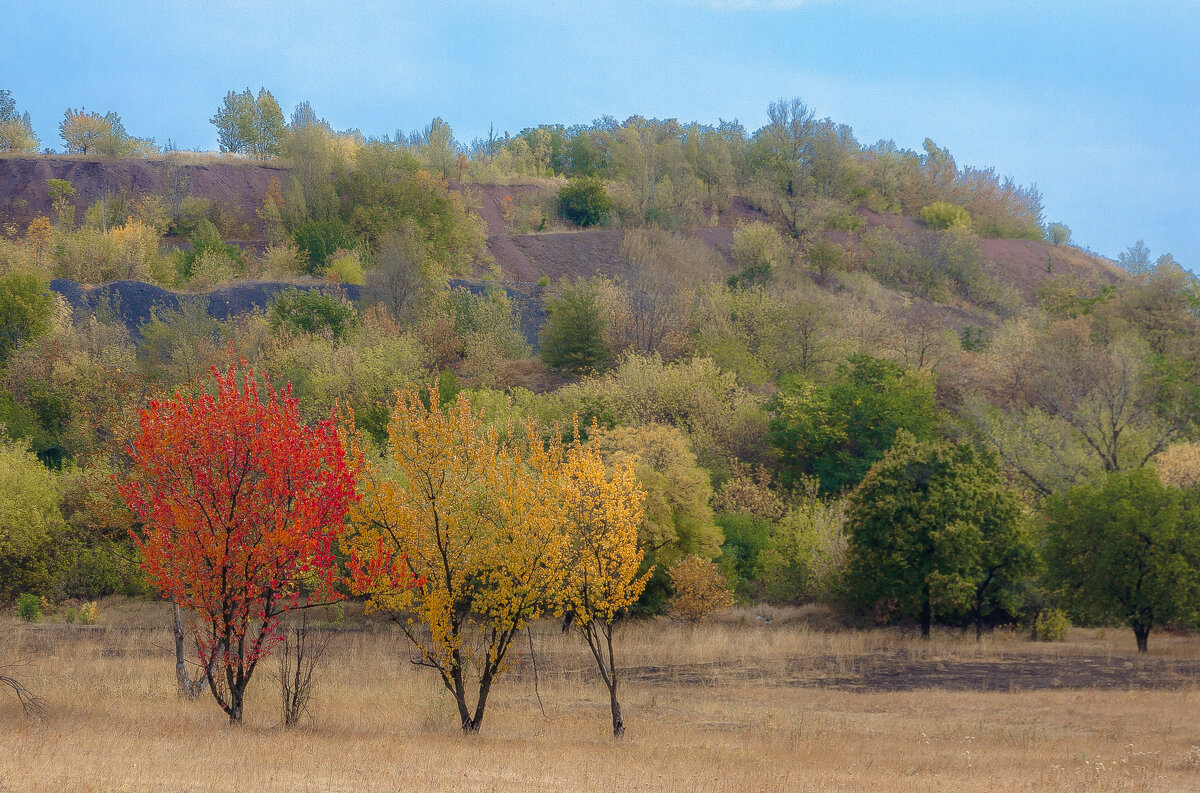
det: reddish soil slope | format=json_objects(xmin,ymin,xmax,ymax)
[
  {"xmin": 2, "ymin": 157, "xmax": 1121, "ymax": 303},
  {"xmin": 0, "ymin": 155, "xmax": 285, "ymax": 229}
]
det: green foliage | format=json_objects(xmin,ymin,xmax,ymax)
[
  {"xmin": 292, "ymin": 218, "xmax": 353, "ymax": 272},
  {"xmin": 1031, "ymin": 608, "xmax": 1071, "ymax": 642},
  {"xmin": 210, "ymin": 87, "xmax": 285, "ymax": 159},
  {"xmin": 540, "ymin": 279, "xmax": 610, "ymax": 372},
  {"xmin": 0, "ymin": 269, "xmax": 55, "ymax": 365},
  {"xmin": 769, "ymin": 355, "xmax": 936, "ymax": 493},
  {"xmin": 756, "ymin": 483, "xmax": 848, "ymax": 604},
  {"xmin": 325, "ymin": 249, "xmax": 366, "ymax": 286},
  {"xmin": 592, "ymin": 424, "xmax": 723, "ymax": 574},
  {"xmin": 178, "ymin": 219, "xmax": 244, "ymax": 281},
  {"xmin": 715, "ymin": 512, "xmax": 772, "ymax": 598},
  {"xmin": 15, "ymin": 593, "xmax": 41, "ymax": 621},
  {"xmin": 0, "ymin": 437, "xmax": 64, "ymax": 601},
  {"xmin": 557, "ymin": 177, "xmax": 611, "ymax": 227},
  {"xmin": 844, "ymin": 433, "xmax": 1036, "ymax": 636},
  {"xmin": 268, "ymin": 289, "xmax": 358, "ymax": 341},
  {"xmin": 920, "ymin": 201, "xmax": 972, "ymax": 230},
  {"xmin": 1044, "ymin": 468, "xmax": 1200, "ymax": 651},
  {"xmin": 1047, "ymin": 222, "xmax": 1072, "ymax": 246}
]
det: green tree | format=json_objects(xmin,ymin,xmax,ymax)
[
  {"xmin": 540, "ymin": 279, "xmax": 611, "ymax": 372},
  {"xmin": 251, "ymin": 88, "xmax": 285, "ymax": 159},
  {"xmin": 210, "ymin": 88, "xmax": 284, "ymax": 159},
  {"xmin": 920, "ymin": 201, "xmax": 972, "ymax": 230},
  {"xmin": 0, "ymin": 436, "xmax": 64, "ymax": 601},
  {"xmin": 768, "ymin": 355, "xmax": 936, "ymax": 493},
  {"xmin": 845, "ymin": 433, "xmax": 1035, "ymax": 638},
  {"xmin": 0, "ymin": 269, "xmax": 55, "ymax": 365},
  {"xmin": 211, "ymin": 89, "xmax": 256, "ymax": 155},
  {"xmin": 558, "ymin": 177, "xmax": 611, "ymax": 227},
  {"xmin": 1044, "ymin": 468, "xmax": 1200, "ymax": 652}
]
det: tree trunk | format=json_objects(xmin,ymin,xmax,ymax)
[
  {"xmin": 609, "ymin": 681, "xmax": 624, "ymax": 739},
  {"xmin": 173, "ymin": 603, "xmax": 208, "ymax": 699},
  {"xmin": 1133, "ymin": 624, "xmax": 1150, "ymax": 654}
]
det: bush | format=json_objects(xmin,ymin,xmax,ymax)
[
  {"xmin": 268, "ymin": 289, "xmax": 358, "ymax": 341},
  {"xmin": 15, "ymin": 593, "xmax": 41, "ymax": 622},
  {"xmin": 78, "ymin": 601, "xmax": 100, "ymax": 625},
  {"xmin": 325, "ymin": 249, "xmax": 366, "ymax": 286},
  {"xmin": 920, "ymin": 201, "xmax": 972, "ymax": 230},
  {"xmin": 666, "ymin": 555, "xmax": 734, "ymax": 624},
  {"xmin": 558, "ymin": 177, "xmax": 611, "ymax": 227},
  {"xmin": 1031, "ymin": 608, "xmax": 1070, "ymax": 641}
]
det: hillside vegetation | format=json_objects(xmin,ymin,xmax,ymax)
[{"xmin": 1, "ymin": 91, "xmax": 1198, "ymax": 657}]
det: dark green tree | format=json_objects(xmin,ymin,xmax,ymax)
[
  {"xmin": 768, "ymin": 355, "xmax": 936, "ymax": 493},
  {"xmin": 1044, "ymin": 468, "xmax": 1200, "ymax": 652},
  {"xmin": 539, "ymin": 280, "xmax": 610, "ymax": 372},
  {"xmin": 844, "ymin": 433, "xmax": 1035, "ymax": 638},
  {"xmin": 558, "ymin": 177, "xmax": 611, "ymax": 227}
]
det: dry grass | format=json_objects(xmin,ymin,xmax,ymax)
[{"xmin": 2, "ymin": 600, "xmax": 1199, "ymax": 792}]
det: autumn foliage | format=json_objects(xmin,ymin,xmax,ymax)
[
  {"xmin": 346, "ymin": 390, "xmax": 649, "ymax": 735},
  {"xmin": 666, "ymin": 555, "xmax": 734, "ymax": 624},
  {"xmin": 119, "ymin": 361, "xmax": 356, "ymax": 724}
]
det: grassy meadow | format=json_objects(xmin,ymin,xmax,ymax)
[{"xmin": 2, "ymin": 599, "xmax": 1199, "ymax": 792}]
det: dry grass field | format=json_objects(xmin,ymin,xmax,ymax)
[{"xmin": 3, "ymin": 599, "xmax": 1200, "ymax": 792}]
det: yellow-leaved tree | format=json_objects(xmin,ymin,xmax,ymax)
[
  {"xmin": 558, "ymin": 430, "xmax": 649, "ymax": 738},
  {"xmin": 344, "ymin": 388, "xmax": 568, "ymax": 733}
]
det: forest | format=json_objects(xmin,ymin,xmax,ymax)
[{"xmin": 2, "ymin": 86, "xmax": 1200, "ymax": 728}]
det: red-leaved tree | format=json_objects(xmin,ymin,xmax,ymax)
[{"xmin": 119, "ymin": 361, "xmax": 357, "ymax": 724}]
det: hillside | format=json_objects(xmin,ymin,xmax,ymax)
[{"xmin": 0, "ymin": 156, "xmax": 1121, "ymax": 311}]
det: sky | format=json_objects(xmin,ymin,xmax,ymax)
[{"xmin": 3, "ymin": 0, "xmax": 1197, "ymax": 265}]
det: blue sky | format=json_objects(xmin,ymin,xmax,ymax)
[{"xmin": 3, "ymin": 0, "xmax": 1197, "ymax": 265}]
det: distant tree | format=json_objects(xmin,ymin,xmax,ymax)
[
  {"xmin": 211, "ymin": 89, "xmax": 256, "ymax": 155},
  {"xmin": 806, "ymin": 236, "xmax": 845, "ymax": 282},
  {"xmin": 845, "ymin": 433, "xmax": 1036, "ymax": 638},
  {"xmin": 558, "ymin": 176, "xmax": 611, "ymax": 227},
  {"xmin": 59, "ymin": 108, "xmax": 111, "ymax": 155},
  {"xmin": 210, "ymin": 88, "xmax": 284, "ymax": 158},
  {"xmin": 0, "ymin": 90, "xmax": 39, "ymax": 153},
  {"xmin": 418, "ymin": 117, "xmax": 457, "ymax": 178},
  {"xmin": 540, "ymin": 279, "xmax": 611, "ymax": 372},
  {"xmin": 1117, "ymin": 240, "xmax": 1153, "ymax": 275},
  {"xmin": 1045, "ymin": 468, "xmax": 1200, "ymax": 652},
  {"xmin": 364, "ymin": 220, "xmax": 438, "ymax": 323},
  {"xmin": 1047, "ymin": 222, "xmax": 1072, "ymax": 246},
  {"xmin": 728, "ymin": 221, "xmax": 785, "ymax": 287},
  {"xmin": 58, "ymin": 108, "xmax": 151, "ymax": 157},
  {"xmin": 251, "ymin": 88, "xmax": 285, "ymax": 159},
  {"xmin": 769, "ymin": 355, "xmax": 937, "ymax": 493}
]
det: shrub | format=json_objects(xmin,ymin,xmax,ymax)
[
  {"xmin": 78, "ymin": 601, "xmax": 100, "ymax": 625},
  {"xmin": 666, "ymin": 555, "xmax": 734, "ymax": 624},
  {"xmin": 15, "ymin": 593, "xmax": 41, "ymax": 622},
  {"xmin": 325, "ymin": 249, "xmax": 366, "ymax": 286},
  {"xmin": 268, "ymin": 289, "xmax": 358, "ymax": 341},
  {"xmin": 920, "ymin": 201, "xmax": 972, "ymax": 230},
  {"xmin": 1031, "ymin": 608, "xmax": 1070, "ymax": 641},
  {"xmin": 1047, "ymin": 222, "xmax": 1072, "ymax": 246},
  {"xmin": 558, "ymin": 177, "xmax": 611, "ymax": 227}
]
